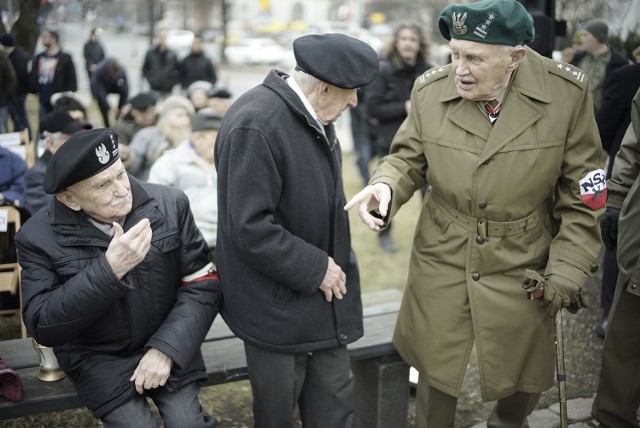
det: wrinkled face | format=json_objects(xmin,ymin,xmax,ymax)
[
  {"xmin": 192, "ymin": 129, "xmax": 218, "ymax": 163},
  {"xmin": 59, "ymin": 160, "xmax": 132, "ymax": 224},
  {"xmin": 396, "ymin": 28, "xmax": 421, "ymax": 63},
  {"xmin": 315, "ymin": 85, "xmax": 358, "ymax": 125},
  {"xmin": 450, "ymin": 39, "xmax": 518, "ymax": 101},
  {"xmin": 579, "ymin": 31, "xmax": 601, "ymax": 54}
]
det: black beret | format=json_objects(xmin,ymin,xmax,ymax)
[
  {"xmin": 39, "ymin": 110, "xmax": 92, "ymax": 134},
  {"xmin": 191, "ymin": 109, "xmax": 223, "ymax": 132},
  {"xmin": 293, "ymin": 33, "xmax": 379, "ymax": 89},
  {"xmin": 129, "ymin": 92, "xmax": 158, "ymax": 110},
  {"xmin": 44, "ymin": 128, "xmax": 120, "ymax": 194},
  {"xmin": 439, "ymin": 0, "xmax": 535, "ymax": 47}
]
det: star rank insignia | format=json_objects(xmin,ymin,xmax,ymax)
[
  {"xmin": 418, "ymin": 67, "xmax": 446, "ymax": 84},
  {"xmin": 556, "ymin": 63, "xmax": 585, "ymax": 82}
]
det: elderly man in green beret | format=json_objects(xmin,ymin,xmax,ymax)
[{"xmin": 346, "ymin": 0, "xmax": 604, "ymax": 425}]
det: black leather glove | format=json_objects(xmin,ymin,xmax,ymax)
[{"xmin": 601, "ymin": 207, "xmax": 621, "ymax": 250}]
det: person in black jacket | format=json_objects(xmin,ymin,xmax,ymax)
[
  {"xmin": 366, "ymin": 22, "xmax": 432, "ymax": 253},
  {"xmin": 178, "ymin": 35, "xmax": 217, "ymax": 91},
  {"xmin": 83, "ymin": 28, "xmax": 105, "ymax": 97},
  {"xmin": 570, "ymin": 19, "xmax": 630, "ymax": 114},
  {"xmin": 215, "ymin": 33, "xmax": 379, "ymax": 428},
  {"xmin": 1, "ymin": 33, "xmax": 31, "ymax": 138},
  {"xmin": 16, "ymin": 128, "xmax": 220, "ymax": 427},
  {"xmin": 142, "ymin": 28, "xmax": 179, "ymax": 98},
  {"xmin": 29, "ymin": 30, "xmax": 78, "ymax": 120},
  {"xmin": 593, "ymin": 62, "xmax": 640, "ymax": 338},
  {"xmin": 91, "ymin": 58, "xmax": 129, "ymax": 127}
]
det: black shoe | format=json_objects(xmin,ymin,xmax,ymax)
[
  {"xmin": 379, "ymin": 234, "xmax": 398, "ymax": 253},
  {"xmin": 597, "ymin": 314, "xmax": 609, "ymax": 338}
]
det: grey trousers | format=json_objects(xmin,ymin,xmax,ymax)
[
  {"xmin": 415, "ymin": 376, "xmax": 540, "ymax": 428},
  {"xmin": 101, "ymin": 381, "xmax": 216, "ymax": 428},
  {"xmin": 244, "ymin": 342, "xmax": 355, "ymax": 428}
]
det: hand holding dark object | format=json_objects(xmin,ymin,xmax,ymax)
[{"xmin": 600, "ymin": 207, "xmax": 620, "ymax": 250}]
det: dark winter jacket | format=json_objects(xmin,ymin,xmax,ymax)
[
  {"xmin": 215, "ymin": 70, "xmax": 363, "ymax": 353},
  {"xmin": 571, "ymin": 48, "xmax": 630, "ymax": 93},
  {"xmin": 29, "ymin": 49, "xmax": 78, "ymax": 101},
  {"xmin": 24, "ymin": 150, "xmax": 52, "ymax": 215},
  {"xmin": 142, "ymin": 46, "xmax": 179, "ymax": 92},
  {"xmin": 0, "ymin": 146, "xmax": 26, "ymax": 206},
  {"xmin": 596, "ymin": 63, "xmax": 640, "ymax": 176},
  {"xmin": 91, "ymin": 59, "xmax": 129, "ymax": 109},
  {"xmin": 83, "ymin": 39, "xmax": 105, "ymax": 74},
  {"xmin": 16, "ymin": 178, "xmax": 220, "ymax": 418},
  {"xmin": 7, "ymin": 46, "xmax": 30, "ymax": 96},
  {"xmin": 367, "ymin": 53, "xmax": 431, "ymax": 154},
  {"xmin": 178, "ymin": 51, "xmax": 217, "ymax": 89}
]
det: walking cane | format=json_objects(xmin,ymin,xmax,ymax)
[
  {"xmin": 555, "ymin": 308, "xmax": 569, "ymax": 428},
  {"xmin": 523, "ymin": 270, "xmax": 569, "ymax": 428}
]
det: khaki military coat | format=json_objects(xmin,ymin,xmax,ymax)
[{"xmin": 371, "ymin": 48, "xmax": 604, "ymax": 401}]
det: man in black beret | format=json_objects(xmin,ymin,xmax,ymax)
[
  {"xmin": 16, "ymin": 128, "xmax": 220, "ymax": 427},
  {"xmin": 24, "ymin": 110, "xmax": 92, "ymax": 214},
  {"xmin": 113, "ymin": 91, "xmax": 158, "ymax": 147},
  {"xmin": 346, "ymin": 0, "xmax": 604, "ymax": 425},
  {"xmin": 215, "ymin": 32, "xmax": 378, "ymax": 426}
]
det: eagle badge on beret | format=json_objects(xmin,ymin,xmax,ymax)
[
  {"xmin": 453, "ymin": 12, "xmax": 468, "ymax": 35},
  {"xmin": 96, "ymin": 143, "xmax": 110, "ymax": 165}
]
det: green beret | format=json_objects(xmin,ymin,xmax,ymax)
[
  {"xmin": 438, "ymin": 0, "xmax": 535, "ymax": 46},
  {"xmin": 44, "ymin": 128, "xmax": 120, "ymax": 194},
  {"xmin": 293, "ymin": 33, "xmax": 379, "ymax": 89}
]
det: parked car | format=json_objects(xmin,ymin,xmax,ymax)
[{"xmin": 225, "ymin": 38, "xmax": 292, "ymax": 66}]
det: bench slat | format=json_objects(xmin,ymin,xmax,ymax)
[{"xmin": 0, "ymin": 310, "xmax": 400, "ymax": 420}]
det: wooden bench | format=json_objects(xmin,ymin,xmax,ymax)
[{"xmin": 0, "ymin": 290, "xmax": 409, "ymax": 428}]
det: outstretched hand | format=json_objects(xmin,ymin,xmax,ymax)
[
  {"xmin": 344, "ymin": 183, "xmax": 392, "ymax": 231},
  {"xmin": 106, "ymin": 218, "xmax": 152, "ymax": 279}
]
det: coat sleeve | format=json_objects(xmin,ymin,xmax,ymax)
[
  {"xmin": 144, "ymin": 193, "xmax": 220, "ymax": 369},
  {"xmin": 16, "ymin": 235, "xmax": 134, "ymax": 346},
  {"xmin": 544, "ymin": 80, "xmax": 604, "ymax": 287},
  {"xmin": 607, "ymin": 88, "xmax": 640, "ymax": 209}
]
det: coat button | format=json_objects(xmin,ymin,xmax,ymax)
[
  {"xmin": 631, "ymin": 284, "xmax": 638, "ymax": 290},
  {"xmin": 479, "ymin": 200, "xmax": 488, "ymax": 209},
  {"xmin": 476, "ymin": 236, "xmax": 485, "ymax": 245},
  {"xmin": 472, "ymin": 272, "xmax": 481, "ymax": 281},
  {"xmin": 590, "ymin": 265, "xmax": 599, "ymax": 273},
  {"xmin": 340, "ymin": 333, "xmax": 347, "ymax": 340}
]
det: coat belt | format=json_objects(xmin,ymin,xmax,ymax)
[{"xmin": 431, "ymin": 195, "xmax": 547, "ymax": 239}]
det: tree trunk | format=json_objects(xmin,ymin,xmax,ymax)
[{"xmin": 11, "ymin": 0, "xmax": 40, "ymax": 56}]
